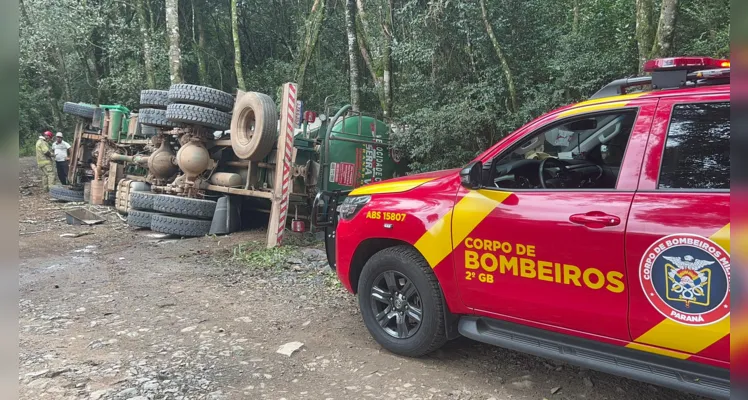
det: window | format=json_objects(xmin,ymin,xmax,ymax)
[
  {"xmin": 658, "ymin": 102, "xmax": 730, "ymax": 190},
  {"xmin": 487, "ymin": 111, "xmax": 637, "ymax": 190}
]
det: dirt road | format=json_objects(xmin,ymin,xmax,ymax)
[{"xmin": 18, "ymin": 157, "xmax": 704, "ymax": 400}]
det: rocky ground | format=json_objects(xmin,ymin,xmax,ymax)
[{"xmin": 18, "ymin": 157, "xmax": 705, "ymax": 400}]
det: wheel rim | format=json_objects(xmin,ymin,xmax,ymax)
[{"xmin": 369, "ymin": 271, "xmax": 423, "ymax": 339}]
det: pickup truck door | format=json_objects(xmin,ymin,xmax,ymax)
[
  {"xmin": 452, "ymin": 99, "xmax": 657, "ymax": 341},
  {"xmin": 626, "ymin": 93, "xmax": 730, "ymax": 367}
]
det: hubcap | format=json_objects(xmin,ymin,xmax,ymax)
[{"xmin": 369, "ymin": 271, "xmax": 423, "ymax": 339}]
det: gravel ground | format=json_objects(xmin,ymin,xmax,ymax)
[{"xmin": 18, "ymin": 157, "xmax": 706, "ymax": 400}]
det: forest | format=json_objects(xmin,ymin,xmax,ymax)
[{"xmin": 19, "ymin": 0, "xmax": 730, "ymax": 171}]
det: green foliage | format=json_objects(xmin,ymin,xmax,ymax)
[
  {"xmin": 232, "ymin": 242, "xmax": 301, "ymax": 269},
  {"xmin": 19, "ymin": 0, "xmax": 729, "ymax": 172}
]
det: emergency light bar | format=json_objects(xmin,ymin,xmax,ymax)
[{"xmin": 590, "ymin": 56, "xmax": 730, "ymax": 99}]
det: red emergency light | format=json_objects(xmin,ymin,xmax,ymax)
[{"xmin": 643, "ymin": 57, "xmax": 730, "ymax": 72}]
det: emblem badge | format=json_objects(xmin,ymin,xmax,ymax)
[{"xmin": 640, "ymin": 233, "xmax": 730, "ymax": 326}]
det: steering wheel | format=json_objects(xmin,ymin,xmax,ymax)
[{"xmin": 538, "ymin": 157, "xmax": 571, "ymax": 189}]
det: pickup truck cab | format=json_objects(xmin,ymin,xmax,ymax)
[{"xmin": 315, "ymin": 57, "xmax": 731, "ymax": 399}]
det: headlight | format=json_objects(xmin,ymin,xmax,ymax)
[{"xmin": 338, "ymin": 195, "xmax": 371, "ymax": 220}]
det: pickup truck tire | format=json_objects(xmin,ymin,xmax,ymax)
[
  {"xmin": 357, "ymin": 246, "xmax": 447, "ymax": 357},
  {"xmin": 127, "ymin": 210, "xmax": 161, "ymax": 228},
  {"xmin": 152, "ymin": 194, "xmax": 217, "ymax": 219},
  {"xmin": 168, "ymin": 84, "xmax": 234, "ymax": 112},
  {"xmin": 129, "ymin": 191, "xmax": 161, "ymax": 211},
  {"xmin": 166, "ymin": 103, "xmax": 231, "ymax": 131},
  {"xmin": 150, "ymin": 214, "xmax": 211, "ymax": 237},
  {"xmin": 139, "ymin": 90, "xmax": 169, "ymax": 109},
  {"xmin": 50, "ymin": 185, "xmax": 84, "ymax": 202},
  {"xmin": 62, "ymin": 102, "xmax": 95, "ymax": 119},
  {"xmin": 139, "ymin": 108, "xmax": 182, "ymax": 128},
  {"xmin": 230, "ymin": 92, "xmax": 277, "ymax": 161}
]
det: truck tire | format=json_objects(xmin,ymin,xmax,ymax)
[
  {"xmin": 127, "ymin": 210, "xmax": 161, "ymax": 228},
  {"xmin": 129, "ymin": 191, "xmax": 161, "ymax": 211},
  {"xmin": 150, "ymin": 214, "xmax": 211, "ymax": 237},
  {"xmin": 357, "ymin": 246, "xmax": 448, "ymax": 357},
  {"xmin": 230, "ymin": 92, "xmax": 278, "ymax": 161},
  {"xmin": 140, "ymin": 90, "xmax": 169, "ymax": 109},
  {"xmin": 62, "ymin": 102, "xmax": 95, "ymax": 119},
  {"xmin": 139, "ymin": 108, "xmax": 182, "ymax": 128},
  {"xmin": 168, "ymin": 84, "xmax": 234, "ymax": 112},
  {"xmin": 152, "ymin": 195, "xmax": 217, "ymax": 219},
  {"xmin": 166, "ymin": 103, "xmax": 231, "ymax": 131},
  {"xmin": 50, "ymin": 185, "xmax": 84, "ymax": 202}
]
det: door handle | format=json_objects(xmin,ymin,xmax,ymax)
[{"xmin": 569, "ymin": 211, "xmax": 621, "ymax": 228}]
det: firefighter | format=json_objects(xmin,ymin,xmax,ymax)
[
  {"xmin": 52, "ymin": 132, "xmax": 71, "ymax": 185},
  {"xmin": 35, "ymin": 131, "xmax": 56, "ymax": 192}
]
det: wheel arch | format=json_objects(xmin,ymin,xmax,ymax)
[{"xmin": 349, "ymin": 237, "xmax": 412, "ymax": 294}]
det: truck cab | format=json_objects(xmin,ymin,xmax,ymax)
[{"xmin": 318, "ymin": 57, "xmax": 731, "ymax": 399}]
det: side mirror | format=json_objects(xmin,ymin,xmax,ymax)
[{"xmin": 460, "ymin": 161, "xmax": 483, "ymax": 190}]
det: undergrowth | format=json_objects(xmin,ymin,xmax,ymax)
[{"xmin": 232, "ymin": 241, "xmax": 301, "ymax": 269}]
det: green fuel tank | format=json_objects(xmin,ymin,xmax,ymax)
[{"xmin": 320, "ymin": 106, "xmax": 408, "ymax": 192}]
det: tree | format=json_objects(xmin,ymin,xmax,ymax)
[
  {"xmin": 231, "ymin": 0, "xmax": 246, "ymax": 90},
  {"xmin": 166, "ymin": 0, "xmax": 183, "ymax": 84},
  {"xmin": 296, "ymin": 0, "xmax": 327, "ymax": 99},
  {"xmin": 345, "ymin": 0, "xmax": 360, "ymax": 111},
  {"xmin": 479, "ymin": 0, "xmax": 517, "ymax": 113},
  {"xmin": 136, "ymin": 0, "xmax": 157, "ymax": 88},
  {"xmin": 651, "ymin": 0, "xmax": 678, "ymax": 59}
]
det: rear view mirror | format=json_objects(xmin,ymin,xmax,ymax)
[
  {"xmin": 569, "ymin": 118, "xmax": 597, "ymax": 131},
  {"xmin": 460, "ymin": 161, "xmax": 483, "ymax": 190}
]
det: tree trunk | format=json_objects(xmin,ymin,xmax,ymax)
[
  {"xmin": 382, "ymin": 0, "xmax": 393, "ymax": 119},
  {"xmin": 345, "ymin": 0, "xmax": 360, "ymax": 111},
  {"xmin": 136, "ymin": 0, "xmax": 156, "ymax": 88},
  {"xmin": 635, "ymin": 0, "xmax": 655, "ymax": 73},
  {"xmin": 231, "ymin": 0, "xmax": 246, "ymax": 90},
  {"xmin": 197, "ymin": 19, "xmax": 208, "ymax": 85},
  {"xmin": 650, "ymin": 0, "xmax": 678, "ymax": 59},
  {"xmin": 355, "ymin": 0, "xmax": 383, "ymax": 111},
  {"xmin": 165, "ymin": 0, "xmax": 183, "ymax": 84},
  {"xmin": 572, "ymin": 0, "xmax": 579, "ymax": 34},
  {"xmin": 296, "ymin": 0, "xmax": 326, "ymax": 99},
  {"xmin": 479, "ymin": 0, "xmax": 517, "ymax": 113}
]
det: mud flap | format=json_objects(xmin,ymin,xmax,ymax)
[
  {"xmin": 209, "ymin": 195, "xmax": 241, "ymax": 235},
  {"xmin": 312, "ymin": 190, "xmax": 349, "ymax": 271}
]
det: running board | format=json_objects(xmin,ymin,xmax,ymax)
[{"xmin": 458, "ymin": 316, "xmax": 729, "ymax": 400}]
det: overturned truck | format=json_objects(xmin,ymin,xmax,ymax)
[{"xmin": 62, "ymin": 83, "xmax": 406, "ymax": 246}]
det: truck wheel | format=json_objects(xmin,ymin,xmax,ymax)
[
  {"xmin": 140, "ymin": 90, "xmax": 169, "ymax": 109},
  {"xmin": 139, "ymin": 108, "xmax": 182, "ymax": 128},
  {"xmin": 62, "ymin": 102, "xmax": 95, "ymax": 119},
  {"xmin": 127, "ymin": 210, "xmax": 161, "ymax": 228},
  {"xmin": 150, "ymin": 214, "xmax": 211, "ymax": 237},
  {"xmin": 357, "ymin": 246, "xmax": 447, "ymax": 357},
  {"xmin": 50, "ymin": 185, "xmax": 84, "ymax": 202},
  {"xmin": 230, "ymin": 92, "xmax": 278, "ymax": 161},
  {"xmin": 129, "ymin": 191, "xmax": 160, "ymax": 211},
  {"xmin": 166, "ymin": 103, "xmax": 231, "ymax": 131},
  {"xmin": 152, "ymin": 195, "xmax": 217, "ymax": 219},
  {"xmin": 168, "ymin": 84, "xmax": 234, "ymax": 112}
]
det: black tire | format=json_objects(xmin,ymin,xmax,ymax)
[
  {"xmin": 230, "ymin": 92, "xmax": 278, "ymax": 161},
  {"xmin": 139, "ymin": 108, "xmax": 182, "ymax": 128},
  {"xmin": 168, "ymin": 84, "xmax": 234, "ymax": 112},
  {"xmin": 166, "ymin": 103, "xmax": 231, "ymax": 131},
  {"xmin": 62, "ymin": 102, "xmax": 95, "ymax": 119},
  {"xmin": 50, "ymin": 185, "xmax": 84, "ymax": 202},
  {"xmin": 130, "ymin": 192, "xmax": 161, "ymax": 211},
  {"xmin": 153, "ymin": 195, "xmax": 216, "ymax": 219},
  {"xmin": 127, "ymin": 210, "xmax": 161, "ymax": 228},
  {"xmin": 150, "ymin": 214, "xmax": 211, "ymax": 237},
  {"xmin": 357, "ymin": 246, "xmax": 447, "ymax": 357},
  {"xmin": 140, "ymin": 90, "xmax": 169, "ymax": 109}
]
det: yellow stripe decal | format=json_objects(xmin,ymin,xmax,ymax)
[
  {"xmin": 349, "ymin": 178, "xmax": 434, "ymax": 196},
  {"xmin": 626, "ymin": 342, "xmax": 691, "ymax": 360},
  {"xmin": 627, "ymin": 224, "xmax": 731, "ymax": 358},
  {"xmin": 414, "ymin": 190, "xmax": 512, "ymax": 269},
  {"xmin": 556, "ymin": 101, "xmax": 633, "ymax": 119},
  {"xmin": 571, "ymin": 92, "xmax": 648, "ymax": 108}
]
